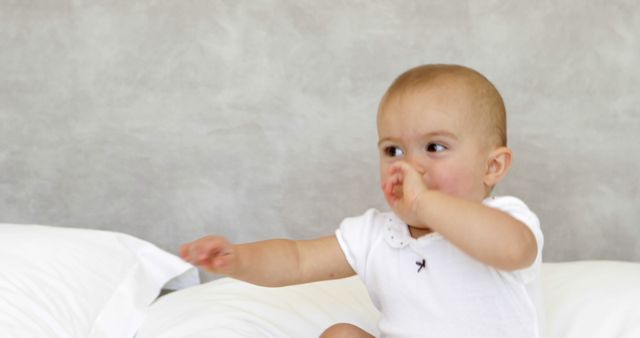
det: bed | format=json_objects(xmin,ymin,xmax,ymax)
[
  {"xmin": 138, "ymin": 261, "xmax": 640, "ymax": 338},
  {"xmin": 2, "ymin": 223, "xmax": 639, "ymax": 338}
]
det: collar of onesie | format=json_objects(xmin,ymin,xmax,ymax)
[{"xmin": 384, "ymin": 212, "xmax": 443, "ymax": 249}]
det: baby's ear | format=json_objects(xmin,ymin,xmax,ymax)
[{"xmin": 483, "ymin": 147, "xmax": 512, "ymax": 187}]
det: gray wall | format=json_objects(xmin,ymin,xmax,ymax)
[{"xmin": 1, "ymin": 1, "xmax": 639, "ymax": 264}]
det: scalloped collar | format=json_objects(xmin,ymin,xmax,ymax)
[{"xmin": 383, "ymin": 212, "xmax": 443, "ymax": 249}]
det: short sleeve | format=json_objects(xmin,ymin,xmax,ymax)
[
  {"xmin": 483, "ymin": 196, "xmax": 544, "ymax": 284},
  {"xmin": 335, "ymin": 209, "xmax": 382, "ymax": 280}
]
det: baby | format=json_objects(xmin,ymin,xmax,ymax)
[{"xmin": 181, "ymin": 64, "xmax": 544, "ymax": 338}]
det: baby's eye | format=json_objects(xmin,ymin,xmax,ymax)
[
  {"xmin": 426, "ymin": 143, "xmax": 447, "ymax": 153},
  {"xmin": 384, "ymin": 146, "xmax": 404, "ymax": 157}
]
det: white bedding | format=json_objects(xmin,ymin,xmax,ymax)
[
  {"xmin": 2, "ymin": 222, "xmax": 638, "ymax": 338},
  {"xmin": 541, "ymin": 261, "xmax": 640, "ymax": 338},
  {"xmin": 138, "ymin": 261, "xmax": 640, "ymax": 338},
  {"xmin": 138, "ymin": 276, "xmax": 379, "ymax": 337}
]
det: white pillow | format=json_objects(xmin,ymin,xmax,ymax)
[
  {"xmin": 542, "ymin": 261, "xmax": 640, "ymax": 338},
  {"xmin": 0, "ymin": 223, "xmax": 199, "ymax": 338}
]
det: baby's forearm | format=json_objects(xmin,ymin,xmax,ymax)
[
  {"xmin": 231, "ymin": 239, "xmax": 304, "ymax": 287},
  {"xmin": 416, "ymin": 191, "xmax": 537, "ymax": 271},
  {"xmin": 229, "ymin": 236, "xmax": 355, "ymax": 287}
]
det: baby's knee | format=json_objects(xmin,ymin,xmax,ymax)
[{"xmin": 320, "ymin": 323, "xmax": 373, "ymax": 338}]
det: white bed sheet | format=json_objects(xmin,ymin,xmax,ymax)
[{"xmin": 138, "ymin": 276, "xmax": 379, "ymax": 337}]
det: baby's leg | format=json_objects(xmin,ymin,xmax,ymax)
[{"xmin": 320, "ymin": 323, "xmax": 374, "ymax": 338}]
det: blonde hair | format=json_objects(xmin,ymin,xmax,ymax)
[{"xmin": 379, "ymin": 64, "xmax": 507, "ymax": 147}]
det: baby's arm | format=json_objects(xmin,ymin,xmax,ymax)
[
  {"xmin": 180, "ymin": 235, "xmax": 355, "ymax": 287},
  {"xmin": 384, "ymin": 161, "xmax": 537, "ymax": 271}
]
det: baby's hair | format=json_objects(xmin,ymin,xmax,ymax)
[{"xmin": 380, "ymin": 64, "xmax": 507, "ymax": 147}]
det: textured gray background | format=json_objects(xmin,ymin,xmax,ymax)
[{"xmin": 1, "ymin": 1, "xmax": 638, "ymax": 264}]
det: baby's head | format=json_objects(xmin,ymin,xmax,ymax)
[{"xmin": 377, "ymin": 64, "xmax": 512, "ymax": 202}]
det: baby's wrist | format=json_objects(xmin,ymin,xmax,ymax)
[{"xmin": 413, "ymin": 190, "xmax": 433, "ymax": 223}]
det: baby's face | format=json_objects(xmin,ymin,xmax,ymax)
[{"xmin": 377, "ymin": 85, "xmax": 493, "ymax": 204}]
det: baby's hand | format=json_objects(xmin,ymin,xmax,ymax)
[
  {"xmin": 180, "ymin": 236, "xmax": 236, "ymax": 275},
  {"xmin": 382, "ymin": 161, "xmax": 428, "ymax": 224}
]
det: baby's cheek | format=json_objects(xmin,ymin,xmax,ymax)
[
  {"xmin": 379, "ymin": 172, "xmax": 389, "ymax": 190},
  {"xmin": 447, "ymin": 171, "xmax": 480, "ymax": 198},
  {"xmin": 427, "ymin": 170, "xmax": 461, "ymax": 195},
  {"xmin": 379, "ymin": 163, "xmax": 389, "ymax": 185}
]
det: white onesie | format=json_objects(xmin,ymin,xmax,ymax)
[{"xmin": 336, "ymin": 196, "xmax": 544, "ymax": 338}]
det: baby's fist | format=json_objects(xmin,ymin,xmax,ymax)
[{"xmin": 382, "ymin": 161, "xmax": 428, "ymax": 224}]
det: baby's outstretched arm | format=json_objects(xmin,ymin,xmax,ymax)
[
  {"xmin": 384, "ymin": 161, "xmax": 537, "ymax": 271},
  {"xmin": 180, "ymin": 235, "xmax": 355, "ymax": 287}
]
